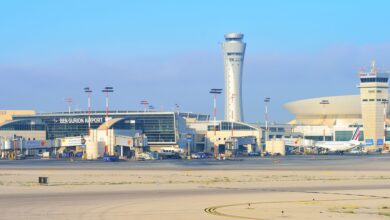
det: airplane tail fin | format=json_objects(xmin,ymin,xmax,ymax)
[{"xmin": 351, "ymin": 126, "xmax": 361, "ymax": 142}]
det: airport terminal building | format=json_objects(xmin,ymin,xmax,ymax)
[
  {"xmin": 0, "ymin": 111, "xmax": 209, "ymax": 150},
  {"xmin": 0, "ymin": 109, "xmax": 266, "ymax": 156},
  {"xmin": 284, "ymin": 95, "xmax": 367, "ymax": 141}
]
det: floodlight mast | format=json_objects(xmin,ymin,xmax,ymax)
[
  {"xmin": 382, "ymin": 99, "xmax": 388, "ymax": 150},
  {"xmin": 140, "ymin": 100, "xmax": 149, "ymax": 112},
  {"xmin": 319, "ymin": 99, "xmax": 330, "ymax": 141},
  {"xmin": 210, "ymin": 88, "xmax": 222, "ymax": 158},
  {"xmin": 84, "ymin": 87, "xmax": 93, "ymax": 136},
  {"xmin": 264, "ymin": 97, "xmax": 271, "ymax": 142},
  {"xmin": 102, "ymin": 86, "xmax": 114, "ymax": 155},
  {"xmin": 64, "ymin": 97, "xmax": 73, "ymax": 114},
  {"xmin": 231, "ymin": 93, "xmax": 236, "ymax": 136},
  {"xmin": 175, "ymin": 104, "xmax": 180, "ymax": 113}
]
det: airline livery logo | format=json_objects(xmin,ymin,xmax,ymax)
[{"xmin": 352, "ymin": 127, "xmax": 360, "ymax": 141}]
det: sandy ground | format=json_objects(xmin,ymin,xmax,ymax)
[{"xmin": 0, "ymin": 165, "xmax": 390, "ymax": 220}]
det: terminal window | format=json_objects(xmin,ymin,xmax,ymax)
[{"xmin": 361, "ymin": 77, "xmax": 388, "ymax": 83}]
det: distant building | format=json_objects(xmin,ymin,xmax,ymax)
[
  {"xmin": 188, "ymin": 120, "xmax": 261, "ymax": 155},
  {"xmin": 222, "ymin": 33, "xmax": 246, "ymax": 122},
  {"xmin": 284, "ymin": 62, "xmax": 390, "ymax": 150}
]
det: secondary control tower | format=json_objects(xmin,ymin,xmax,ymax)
[
  {"xmin": 359, "ymin": 61, "xmax": 389, "ymax": 150},
  {"xmin": 222, "ymin": 33, "xmax": 246, "ymax": 122}
]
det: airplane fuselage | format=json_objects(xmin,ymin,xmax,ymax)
[{"xmin": 315, "ymin": 141, "xmax": 358, "ymax": 152}]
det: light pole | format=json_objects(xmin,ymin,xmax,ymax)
[
  {"xmin": 210, "ymin": 88, "xmax": 222, "ymax": 157},
  {"xmin": 231, "ymin": 94, "xmax": 236, "ymax": 137},
  {"xmin": 102, "ymin": 86, "xmax": 114, "ymax": 155},
  {"xmin": 84, "ymin": 87, "xmax": 93, "ymax": 136},
  {"xmin": 264, "ymin": 97, "xmax": 271, "ymax": 142},
  {"xmin": 175, "ymin": 104, "xmax": 180, "ymax": 113},
  {"xmin": 12, "ymin": 137, "xmax": 17, "ymax": 160},
  {"xmin": 186, "ymin": 134, "xmax": 192, "ymax": 160},
  {"xmin": 382, "ymin": 99, "xmax": 388, "ymax": 150},
  {"xmin": 319, "ymin": 100, "xmax": 329, "ymax": 141},
  {"xmin": 140, "ymin": 100, "xmax": 148, "ymax": 112},
  {"xmin": 64, "ymin": 97, "xmax": 73, "ymax": 114}
]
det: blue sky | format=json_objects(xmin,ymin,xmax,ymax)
[{"xmin": 1, "ymin": 0, "xmax": 390, "ymax": 122}]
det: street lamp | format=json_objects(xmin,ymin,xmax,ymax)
[
  {"xmin": 140, "ymin": 100, "xmax": 148, "ymax": 112},
  {"xmin": 186, "ymin": 134, "xmax": 192, "ymax": 160},
  {"xmin": 264, "ymin": 97, "xmax": 271, "ymax": 142},
  {"xmin": 64, "ymin": 97, "xmax": 73, "ymax": 114},
  {"xmin": 231, "ymin": 93, "xmax": 236, "ymax": 136},
  {"xmin": 319, "ymin": 99, "xmax": 330, "ymax": 141},
  {"xmin": 102, "ymin": 86, "xmax": 114, "ymax": 155},
  {"xmin": 210, "ymin": 88, "xmax": 222, "ymax": 158},
  {"xmin": 382, "ymin": 99, "xmax": 388, "ymax": 150},
  {"xmin": 84, "ymin": 87, "xmax": 93, "ymax": 136},
  {"xmin": 175, "ymin": 104, "xmax": 180, "ymax": 113}
]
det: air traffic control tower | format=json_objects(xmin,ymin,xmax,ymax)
[
  {"xmin": 359, "ymin": 61, "xmax": 389, "ymax": 150},
  {"xmin": 222, "ymin": 33, "xmax": 246, "ymax": 122}
]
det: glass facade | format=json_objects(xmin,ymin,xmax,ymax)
[
  {"xmin": 130, "ymin": 114, "xmax": 176, "ymax": 143},
  {"xmin": 335, "ymin": 131, "xmax": 364, "ymax": 141},
  {"xmin": 386, "ymin": 131, "xmax": 390, "ymax": 141},
  {"xmin": 179, "ymin": 113, "xmax": 209, "ymax": 121},
  {"xmin": 106, "ymin": 116, "xmax": 175, "ymax": 143},
  {"xmin": 0, "ymin": 120, "xmax": 46, "ymax": 131},
  {"xmin": 335, "ymin": 131, "xmax": 352, "ymax": 141},
  {"xmin": 207, "ymin": 121, "xmax": 256, "ymax": 131},
  {"xmin": 0, "ymin": 111, "xmax": 205, "ymax": 145},
  {"xmin": 305, "ymin": 136, "xmax": 332, "ymax": 141}
]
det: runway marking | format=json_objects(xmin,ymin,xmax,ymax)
[{"xmin": 204, "ymin": 190, "xmax": 390, "ymax": 219}]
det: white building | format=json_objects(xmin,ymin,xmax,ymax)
[
  {"xmin": 359, "ymin": 61, "xmax": 389, "ymax": 148},
  {"xmin": 222, "ymin": 33, "xmax": 246, "ymax": 122},
  {"xmin": 188, "ymin": 120, "xmax": 261, "ymax": 155}
]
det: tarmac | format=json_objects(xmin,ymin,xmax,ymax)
[
  {"xmin": 0, "ymin": 154, "xmax": 389, "ymax": 170},
  {"xmin": 0, "ymin": 155, "xmax": 390, "ymax": 219}
]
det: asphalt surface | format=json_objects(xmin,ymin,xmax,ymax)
[
  {"xmin": 1, "ymin": 154, "xmax": 389, "ymax": 170},
  {"xmin": 1, "ymin": 154, "xmax": 390, "ymax": 219}
]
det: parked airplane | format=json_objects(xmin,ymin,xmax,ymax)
[
  {"xmin": 314, "ymin": 127, "xmax": 363, "ymax": 153},
  {"xmin": 158, "ymin": 147, "xmax": 184, "ymax": 159}
]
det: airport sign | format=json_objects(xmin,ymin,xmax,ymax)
[
  {"xmin": 23, "ymin": 140, "xmax": 51, "ymax": 149},
  {"xmin": 60, "ymin": 137, "xmax": 84, "ymax": 147},
  {"xmin": 56, "ymin": 117, "xmax": 104, "ymax": 124}
]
